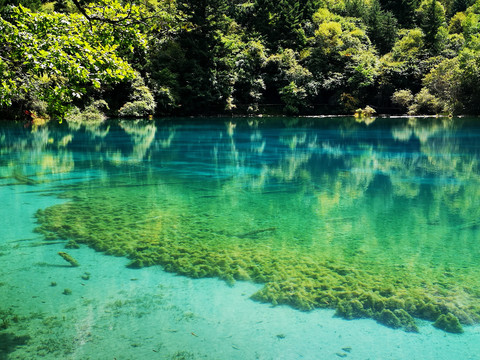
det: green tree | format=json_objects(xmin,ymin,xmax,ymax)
[
  {"xmin": 249, "ymin": 0, "xmax": 307, "ymax": 50},
  {"xmin": 0, "ymin": 0, "xmax": 41, "ymax": 13},
  {"xmin": 148, "ymin": 0, "xmax": 269, "ymax": 114},
  {"xmin": 392, "ymin": 28, "xmax": 426, "ymax": 60},
  {"xmin": 151, "ymin": 0, "xmax": 231, "ymax": 113},
  {"xmin": 408, "ymin": 87, "xmax": 444, "ymax": 114},
  {"xmin": 448, "ymin": 11, "xmax": 466, "ymax": 33},
  {"xmin": 301, "ymin": 0, "xmax": 323, "ymax": 19},
  {"xmin": 265, "ymin": 48, "xmax": 313, "ymax": 113},
  {"xmin": 391, "ymin": 89, "xmax": 414, "ymax": 110},
  {"xmin": 344, "ymin": 0, "xmax": 368, "ymax": 18},
  {"xmin": 0, "ymin": 6, "xmax": 135, "ymax": 119},
  {"xmin": 366, "ymin": 0, "xmax": 398, "ymax": 54},
  {"xmin": 451, "ymin": 0, "xmax": 475, "ymax": 15},
  {"xmin": 307, "ymin": 8, "xmax": 379, "ymax": 110},
  {"xmin": 456, "ymin": 48, "xmax": 480, "ymax": 112},
  {"xmin": 379, "ymin": 0, "xmax": 419, "ymax": 28},
  {"xmin": 377, "ymin": 29, "xmax": 430, "ymax": 109},
  {"xmin": 461, "ymin": 0, "xmax": 480, "ymax": 42},
  {"xmin": 0, "ymin": 1, "xmax": 176, "ymax": 120},
  {"xmin": 416, "ymin": 0, "xmax": 447, "ymax": 53},
  {"xmin": 230, "ymin": 39, "xmax": 268, "ymax": 112},
  {"xmin": 118, "ymin": 72, "xmax": 156, "ymax": 117},
  {"xmin": 422, "ymin": 57, "xmax": 462, "ymax": 112}
]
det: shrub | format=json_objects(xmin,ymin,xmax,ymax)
[
  {"xmin": 391, "ymin": 89, "xmax": 414, "ymax": 111},
  {"xmin": 118, "ymin": 74, "xmax": 156, "ymax": 117},
  {"xmin": 408, "ymin": 88, "xmax": 445, "ymax": 114},
  {"xmin": 67, "ymin": 100, "xmax": 109, "ymax": 123}
]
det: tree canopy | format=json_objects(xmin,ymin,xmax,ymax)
[{"xmin": 2, "ymin": 0, "xmax": 480, "ymax": 119}]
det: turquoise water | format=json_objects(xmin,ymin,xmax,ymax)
[{"xmin": 1, "ymin": 117, "xmax": 480, "ymax": 359}]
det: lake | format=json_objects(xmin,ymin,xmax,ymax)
[{"xmin": 1, "ymin": 116, "xmax": 480, "ymax": 359}]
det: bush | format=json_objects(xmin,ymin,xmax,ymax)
[
  {"xmin": 354, "ymin": 105, "xmax": 376, "ymax": 117},
  {"xmin": 408, "ymin": 88, "xmax": 445, "ymax": 114},
  {"xmin": 118, "ymin": 73, "xmax": 156, "ymax": 117},
  {"xmin": 67, "ymin": 100, "xmax": 109, "ymax": 123},
  {"xmin": 391, "ymin": 89, "xmax": 414, "ymax": 111},
  {"xmin": 279, "ymin": 82, "xmax": 307, "ymax": 114}
]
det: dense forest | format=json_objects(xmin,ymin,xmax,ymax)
[{"xmin": 2, "ymin": 0, "xmax": 480, "ymax": 120}]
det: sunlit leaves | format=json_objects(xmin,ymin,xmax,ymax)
[
  {"xmin": 392, "ymin": 28, "xmax": 425, "ymax": 60},
  {"xmin": 416, "ymin": 0, "xmax": 446, "ymax": 53},
  {"xmin": 0, "ymin": 1, "xmax": 181, "ymax": 120},
  {"xmin": 0, "ymin": 5, "xmax": 141, "ymax": 119}
]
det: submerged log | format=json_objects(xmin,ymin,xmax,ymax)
[
  {"xmin": 58, "ymin": 251, "xmax": 79, "ymax": 267},
  {"xmin": 236, "ymin": 227, "xmax": 277, "ymax": 238}
]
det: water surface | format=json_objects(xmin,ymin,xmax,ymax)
[{"xmin": 1, "ymin": 117, "xmax": 480, "ymax": 359}]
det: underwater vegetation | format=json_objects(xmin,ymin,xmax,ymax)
[
  {"xmin": 0, "ymin": 309, "xmax": 19, "ymax": 331},
  {"xmin": 81, "ymin": 272, "xmax": 90, "ymax": 281},
  {"xmin": 0, "ymin": 333, "xmax": 31, "ymax": 358},
  {"xmin": 0, "ymin": 309, "xmax": 30, "ymax": 359},
  {"xmin": 62, "ymin": 288, "xmax": 72, "ymax": 295},
  {"xmin": 65, "ymin": 240, "xmax": 80, "ymax": 249},
  {"xmin": 34, "ymin": 177, "xmax": 480, "ymax": 334},
  {"xmin": 433, "ymin": 314, "xmax": 464, "ymax": 334}
]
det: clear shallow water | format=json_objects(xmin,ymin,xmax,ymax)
[{"xmin": 1, "ymin": 117, "xmax": 480, "ymax": 359}]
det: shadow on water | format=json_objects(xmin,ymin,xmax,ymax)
[{"xmin": 0, "ymin": 333, "xmax": 31, "ymax": 360}]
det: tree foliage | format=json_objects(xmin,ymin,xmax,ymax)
[
  {"xmin": 2, "ymin": 0, "xmax": 480, "ymax": 119},
  {"xmin": 416, "ymin": 0, "xmax": 446, "ymax": 53},
  {"xmin": 0, "ymin": 5, "xmax": 137, "ymax": 119}
]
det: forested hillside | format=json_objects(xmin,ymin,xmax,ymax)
[{"xmin": 2, "ymin": 0, "xmax": 480, "ymax": 120}]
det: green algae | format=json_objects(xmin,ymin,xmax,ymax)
[
  {"xmin": 62, "ymin": 288, "xmax": 72, "ymax": 295},
  {"xmin": 64, "ymin": 240, "xmax": 80, "ymax": 249},
  {"xmin": 0, "ymin": 309, "xmax": 19, "ymax": 330},
  {"xmin": 433, "ymin": 313, "xmax": 464, "ymax": 334},
  {"xmin": 34, "ymin": 176, "xmax": 480, "ymax": 333},
  {"xmin": 81, "ymin": 272, "xmax": 90, "ymax": 281}
]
